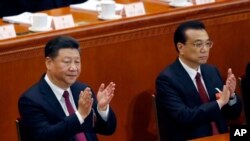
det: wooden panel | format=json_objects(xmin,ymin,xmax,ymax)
[{"xmin": 0, "ymin": 0, "xmax": 249, "ymax": 141}]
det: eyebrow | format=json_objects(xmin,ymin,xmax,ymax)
[{"xmin": 193, "ymin": 39, "xmax": 211, "ymax": 42}]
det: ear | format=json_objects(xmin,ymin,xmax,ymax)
[
  {"xmin": 177, "ymin": 42, "xmax": 184, "ymax": 54},
  {"xmin": 45, "ymin": 57, "xmax": 53, "ymax": 70}
]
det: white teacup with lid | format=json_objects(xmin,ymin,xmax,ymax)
[
  {"xmin": 97, "ymin": 0, "xmax": 121, "ymax": 20},
  {"xmin": 29, "ymin": 13, "xmax": 52, "ymax": 32},
  {"xmin": 31, "ymin": 13, "xmax": 48, "ymax": 29}
]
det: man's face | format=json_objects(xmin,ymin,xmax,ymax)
[
  {"xmin": 178, "ymin": 29, "xmax": 212, "ymax": 70},
  {"xmin": 46, "ymin": 48, "xmax": 81, "ymax": 89}
]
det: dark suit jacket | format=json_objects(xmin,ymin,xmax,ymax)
[
  {"xmin": 241, "ymin": 62, "xmax": 250, "ymax": 124},
  {"xmin": 18, "ymin": 0, "xmax": 86, "ymax": 12},
  {"xmin": 18, "ymin": 75, "xmax": 116, "ymax": 141},
  {"xmin": 155, "ymin": 59, "xmax": 242, "ymax": 141}
]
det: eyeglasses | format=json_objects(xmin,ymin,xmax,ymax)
[{"xmin": 186, "ymin": 41, "xmax": 213, "ymax": 49}]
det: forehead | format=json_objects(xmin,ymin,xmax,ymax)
[
  {"xmin": 57, "ymin": 48, "xmax": 80, "ymax": 58},
  {"xmin": 185, "ymin": 29, "xmax": 209, "ymax": 41}
]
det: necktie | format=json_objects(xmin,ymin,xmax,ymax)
[
  {"xmin": 195, "ymin": 73, "xmax": 219, "ymax": 135},
  {"xmin": 63, "ymin": 91, "xmax": 87, "ymax": 141}
]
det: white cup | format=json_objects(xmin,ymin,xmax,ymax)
[
  {"xmin": 31, "ymin": 13, "xmax": 48, "ymax": 29},
  {"xmin": 97, "ymin": 1, "xmax": 116, "ymax": 18},
  {"xmin": 174, "ymin": 0, "xmax": 188, "ymax": 4}
]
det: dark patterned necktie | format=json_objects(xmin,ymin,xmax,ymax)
[
  {"xmin": 63, "ymin": 91, "xmax": 87, "ymax": 141},
  {"xmin": 195, "ymin": 73, "xmax": 219, "ymax": 135}
]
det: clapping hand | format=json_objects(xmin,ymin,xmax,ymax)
[
  {"xmin": 226, "ymin": 68, "xmax": 236, "ymax": 97},
  {"xmin": 97, "ymin": 82, "xmax": 116, "ymax": 111},
  {"xmin": 78, "ymin": 87, "xmax": 93, "ymax": 119}
]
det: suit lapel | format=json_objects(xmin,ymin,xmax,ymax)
[
  {"xmin": 174, "ymin": 60, "xmax": 201, "ymax": 103},
  {"xmin": 70, "ymin": 83, "xmax": 81, "ymax": 108},
  {"xmin": 201, "ymin": 66, "xmax": 216, "ymax": 101},
  {"xmin": 38, "ymin": 77, "xmax": 66, "ymax": 118}
]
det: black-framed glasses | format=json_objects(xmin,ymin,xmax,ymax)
[{"xmin": 186, "ymin": 41, "xmax": 213, "ymax": 49}]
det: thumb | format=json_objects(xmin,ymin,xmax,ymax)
[{"xmin": 215, "ymin": 93, "xmax": 221, "ymax": 100}]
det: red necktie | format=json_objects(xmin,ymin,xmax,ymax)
[
  {"xmin": 195, "ymin": 73, "xmax": 219, "ymax": 135},
  {"xmin": 63, "ymin": 91, "xmax": 87, "ymax": 141}
]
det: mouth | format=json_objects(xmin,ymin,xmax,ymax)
[
  {"xmin": 67, "ymin": 74, "xmax": 78, "ymax": 78},
  {"xmin": 199, "ymin": 56, "xmax": 208, "ymax": 59}
]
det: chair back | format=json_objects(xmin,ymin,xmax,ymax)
[
  {"xmin": 152, "ymin": 94, "xmax": 161, "ymax": 141},
  {"xmin": 15, "ymin": 118, "xmax": 22, "ymax": 141}
]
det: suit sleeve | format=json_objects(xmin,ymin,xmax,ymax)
[
  {"xmin": 18, "ymin": 94, "xmax": 84, "ymax": 141},
  {"xmin": 90, "ymin": 89, "xmax": 117, "ymax": 135},
  {"xmin": 156, "ymin": 73, "xmax": 222, "ymax": 126},
  {"xmin": 213, "ymin": 67, "xmax": 242, "ymax": 120}
]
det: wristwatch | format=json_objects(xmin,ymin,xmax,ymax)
[{"xmin": 230, "ymin": 93, "xmax": 236, "ymax": 100}]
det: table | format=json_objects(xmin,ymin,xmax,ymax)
[
  {"xmin": 190, "ymin": 133, "xmax": 229, "ymax": 141},
  {"xmin": 0, "ymin": 0, "xmax": 249, "ymax": 141}
]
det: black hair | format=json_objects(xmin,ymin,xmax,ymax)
[
  {"xmin": 174, "ymin": 20, "xmax": 206, "ymax": 52},
  {"xmin": 45, "ymin": 36, "xmax": 80, "ymax": 58}
]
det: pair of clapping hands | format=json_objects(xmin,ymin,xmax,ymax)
[
  {"xmin": 77, "ymin": 82, "xmax": 115, "ymax": 119},
  {"xmin": 216, "ymin": 68, "xmax": 236, "ymax": 107}
]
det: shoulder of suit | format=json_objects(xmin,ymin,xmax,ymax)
[{"xmin": 72, "ymin": 81, "xmax": 89, "ymax": 89}]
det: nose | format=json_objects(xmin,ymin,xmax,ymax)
[
  {"xmin": 69, "ymin": 63, "xmax": 78, "ymax": 71},
  {"xmin": 200, "ymin": 45, "xmax": 209, "ymax": 52}
]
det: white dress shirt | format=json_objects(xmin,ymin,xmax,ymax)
[
  {"xmin": 44, "ymin": 74, "xmax": 109, "ymax": 124},
  {"xmin": 179, "ymin": 58, "xmax": 236, "ymax": 108}
]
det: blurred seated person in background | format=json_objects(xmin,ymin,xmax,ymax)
[
  {"xmin": 155, "ymin": 20, "xmax": 242, "ymax": 141},
  {"xmin": 18, "ymin": 0, "xmax": 87, "ymax": 13},
  {"xmin": 0, "ymin": 0, "xmax": 23, "ymax": 17},
  {"xmin": 241, "ymin": 62, "xmax": 250, "ymax": 124},
  {"xmin": 18, "ymin": 36, "xmax": 116, "ymax": 141}
]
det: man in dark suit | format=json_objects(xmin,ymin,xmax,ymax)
[
  {"xmin": 155, "ymin": 20, "xmax": 242, "ymax": 141},
  {"xmin": 18, "ymin": 36, "xmax": 116, "ymax": 141},
  {"xmin": 241, "ymin": 63, "xmax": 250, "ymax": 124},
  {"xmin": 18, "ymin": 0, "xmax": 86, "ymax": 12}
]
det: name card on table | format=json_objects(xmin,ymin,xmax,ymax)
[
  {"xmin": 124, "ymin": 2, "xmax": 145, "ymax": 18},
  {"xmin": 52, "ymin": 14, "xmax": 75, "ymax": 30},
  {"xmin": 195, "ymin": 0, "xmax": 215, "ymax": 5},
  {"xmin": 0, "ymin": 24, "xmax": 16, "ymax": 40}
]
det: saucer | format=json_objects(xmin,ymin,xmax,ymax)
[
  {"xmin": 98, "ymin": 15, "xmax": 122, "ymax": 20},
  {"xmin": 169, "ymin": 2, "xmax": 193, "ymax": 7},
  {"xmin": 28, "ymin": 26, "xmax": 52, "ymax": 32},
  {"xmin": 160, "ymin": 0, "xmax": 172, "ymax": 3}
]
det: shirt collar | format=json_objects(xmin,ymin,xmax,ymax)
[
  {"xmin": 179, "ymin": 58, "xmax": 201, "ymax": 81},
  {"xmin": 44, "ymin": 74, "xmax": 71, "ymax": 101}
]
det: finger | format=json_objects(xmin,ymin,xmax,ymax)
[
  {"xmin": 231, "ymin": 74, "xmax": 236, "ymax": 81},
  {"xmin": 80, "ymin": 91, "xmax": 84, "ymax": 97},
  {"xmin": 82, "ymin": 92, "xmax": 92, "ymax": 104},
  {"xmin": 106, "ymin": 82, "xmax": 115, "ymax": 94},
  {"xmin": 86, "ymin": 88, "xmax": 92, "ymax": 97},
  {"xmin": 227, "ymin": 68, "xmax": 232, "ymax": 77},
  {"xmin": 223, "ymin": 84, "xmax": 228, "ymax": 92},
  {"xmin": 83, "ymin": 87, "xmax": 91, "ymax": 95},
  {"xmin": 86, "ymin": 98, "xmax": 94, "ymax": 107},
  {"xmin": 98, "ymin": 83, "xmax": 105, "ymax": 93},
  {"xmin": 111, "ymin": 82, "xmax": 116, "ymax": 89},
  {"xmin": 224, "ymin": 85, "xmax": 230, "ymax": 97},
  {"xmin": 109, "ymin": 87, "xmax": 115, "ymax": 96}
]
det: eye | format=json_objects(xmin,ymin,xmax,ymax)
[
  {"xmin": 63, "ymin": 60, "xmax": 71, "ymax": 64},
  {"xmin": 194, "ymin": 42, "xmax": 203, "ymax": 48},
  {"xmin": 75, "ymin": 60, "xmax": 80, "ymax": 64},
  {"xmin": 205, "ymin": 41, "xmax": 213, "ymax": 47}
]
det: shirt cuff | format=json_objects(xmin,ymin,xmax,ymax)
[
  {"xmin": 97, "ymin": 105, "xmax": 109, "ymax": 121},
  {"xmin": 228, "ymin": 93, "xmax": 237, "ymax": 106},
  {"xmin": 75, "ymin": 111, "xmax": 84, "ymax": 124}
]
